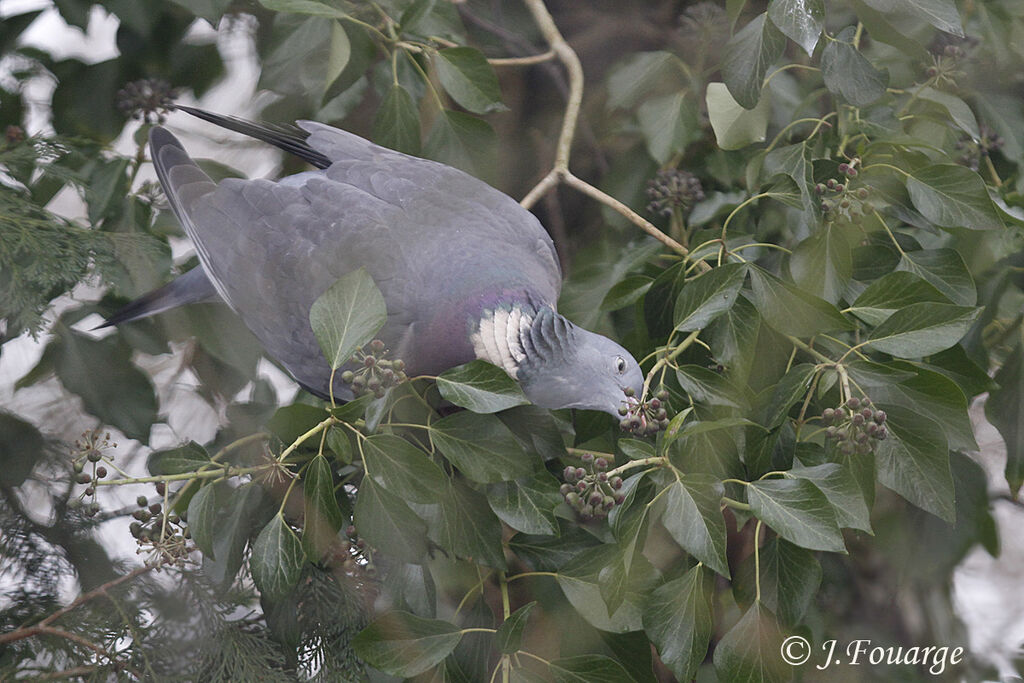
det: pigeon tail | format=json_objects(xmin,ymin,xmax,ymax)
[{"xmin": 98, "ymin": 267, "xmax": 218, "ymax": 328}]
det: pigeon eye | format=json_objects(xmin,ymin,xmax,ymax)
[{"xmin": 615, "ymin": 356, "xmax": 626, "ymax": 374}]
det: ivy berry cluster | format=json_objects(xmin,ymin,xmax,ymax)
[
  {"xmin": 822, "ymin": 397, "xmax": 888, "ymax": 455},
  {"xmin": 340, "ymin": 339, "xmax": 407, "ymax": 398},
  {"xmin": 619, "ymin": 388, "xmax": 671, "ymax": 436},
  {"xmin": 69, "ymin": 429, "xmax": 117, "ymax": 517},
  {"xmin": 129, "ymin": 489, "xmax": 189, "ymax": 564},
  {"xmin": 560, "ymin": 453, "xmax": 625, "ymax": 521},
  {"xmin": 646, "ymin": 168, "xmax": 705, "ymax": 217},
  {"xmin": 332, "ymin": 524, "xmax": 376, "ymax": 576},
  {"xmin": 816, "ymin": 160, "xmax": 869, "ymax": 224}
]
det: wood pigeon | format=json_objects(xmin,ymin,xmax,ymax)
[{"xmin": 104, "ymin": 108, "xmax": 644, "ymax": 417}]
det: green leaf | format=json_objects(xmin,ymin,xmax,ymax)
[
  {"xmin": 788, "ymin": 225, "xmax": 854, "ymax": 304},
  {"xmin": 849, "ymin": 271, "xmax": 950, "ymax": 326},
  {"xmin": 86, "ymin": 158, "xmax": 129, "ymax": 225},
  {"xmin": 423, "ymin": 110, "xmax": 498, "ymax": 179},
  {"xmin": 874, "ymin": 405, "xmax": 954, "ymax": 522},
  {"xmin": 509, "ymin": 525, "xmax": 600, "ymax": 572},
  {"xmin": 897, "ymin": 249, "xmax": 976, "ymax": 306},
  {"xmin": 606, "ymin": 51, "xmax": 684, "ymax": 110},
  {"xmin": 437, "ymin": 360, "xmax": 530, "ymax": 413},
  {"xmin": 866, "ymin": 302, "xmax": 980, "ymax": 358},
  {"xmin": 905, "ymin": 163, "xmax": 1002, "ymax": 230},
  {"xmin": 309, "ymin": 268, "xmax": 387, "ymax": 370},
  {"xmin": 860, "ymin": 0, "xmax": 963, "ymax": 37},
  {"xmin": 706, "ymin": 82, "xmax": 771, "ymax": 150},
  {"xmin": 722, "ymin": 13, "xmax": 786, "ymax": 109},
  {"xmin": 787, "ymin": 463, "xmax": 872, "ymax": 532},
  {"xmin": 734, "ymin": 538, "xmax": 822, "ymax": 627},
  {"xmin": 302, "ymin": 454, "xmax": 345, "ymax": 560},
  {"xmin": 763, "ymin": 141, "xmax": 815, "ymax": 213},
  {"xmin": 266, "ymin": 403, "xmax": 327, "ymax": 448},
  {"xmin": 660, "ymin": 475, "xmax": 730, "ymax": 577},
  {"xmin": 988, "ymin": 343, "xmax": 1024, "ymax": 497},
  {"xmin": 637, "ymin": 90, "xmax": 700, "ymax": 164},
  {"xmin": 352, "ymin": 611, "xmax": 462, "ymax": 678},
  {"xmin": 820, "ymin": 26, "xmax": 888, "ymax": 107},
  {"xmin": 250, "ymin": 513, "xmax": 306, "ymax": 599},
  {"xmin": 148, "ymin": 441, "xmax": 210, "ymax": 475},
  {"xmin": 437, "ymin": 479, "xmax": 507, "ymax": 569},
  {"xmin": 767, "ymin": 0, "xmax": 824, "ymax": 55},
  {"xmin": 362, "ymin": 434, "xmax": 448, "ymax": 504},
  {"xmin": 430, "ymin": 411, "xmax": 535, "ymax": 483},
  {"xmin": 550, "ymin": 655, "xmax": 638, "ymax": 683},
  {"xmin": 203, "ymin": 482, "xmax": 270, "ymax": 589},
  {"xmin": 0, "ymin": 413, "xmax": 44, "ymax": 487},
  {"xmin": 643, "ymin": 565, "xmax": 713, "ymax": 682},
  {"xmin": 917, "ymin": 86, "xmax": 979, "ymax": 139},
  {"xmin": 354, "ymin": 477, "xmax": 430, "ymax": 562},
  {"xmin": 676, "ymin": 365, "xmax": 747, "ymax": 409},
  {"xmin": 258, "ymin": 0, "xmax": 346, "ymax": 17},
  {"xmin": 764, "ymin": 363, "xmax": 816, "ymax": 429},
  {"xmin": 619, "ymin": 438, "xmax": 656, "ymax": 461},
  {"xmin": 373, "ymin": 84, "xmax": 421, "ymax": 155},
  {"xmin": 713, "ymin": 602, "xmax": 790, "ymax": 683},
  {"xmin": 748, "ymin": 266, "xmax": 853, "ymax": 337},
  {"xmin": 496, "ymin": 602, "xmax": 536, "ymax": 654},
  {"xmin": 434, "ymin": 47, "xmax": 506, "ymax": 115},
  {"xmin": 187, "ymin": 483, "xmax": 220, "ymax": 559},
  {"xmin": 674, "ymin": 263, "xmax": 747, "ymax": 332},
  {"xmin": 747, "ymin": 478, "xmax": 846, "ymax": 552},
  {"xmin": 556, "ymin": 544, "xmax": 659, "ymax": 632},
  {"xmin": 600, "ymin": 275, "xmax": 653, "ymax": 311},
  {"xmin": 488, "ymin": 472, "xmax": 561, "ymax": 535}
]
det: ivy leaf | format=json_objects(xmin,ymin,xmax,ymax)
[
  {"xmin": 556, "ymin": 544, "xmax": 659, "ymax": 633},
  {"xmin": 354, "ymin": 477, "xmax": 429, "ymax": 562},
  {"xmin": 675, "ymin": 365, "xmax": 747, "ymax": 409},
  {"xmin": 713, "ymin": 602, "xmax": 790, "ymax": 683},
  {"xmin": 905, "ymin": 164, "xmax": 1002, "ymax": 230},
  {"xmin": 488, "ymin": 472, "xmax": 561, "ymax": 535},
  {"xmin": 434, "ymin": 47, "xmax": 506, "ymax": 114},
  {"xmin": 496, "ymin": 602, "xmax": 536, "ymax": 654},
  {"xmin": 849, "ymin": 271, "xmax": 950, "ymax": 326},
  {"xmin": 601, "ymin": 275, "xmax": 653, "ymax": 311},
  {"xmin": 988, "ymin": 343, "xmax": 1024, "ymax": 497},
  {"xmin": 437, "ymin": 479, "xmax": 507, "ymax": 569},
  {"xmin": 674, "ymin": 262, "xmax": 747, "ymax": 332},
  {"xmin": 250, "ymin": 513, "xmax": 306, "ymax": 600},
  {"xmin": 373, "ymin": 84, "xmax": 421, "ymax": 155},
  {"xmin": 362, "ymin": 434, "xmax": 448, "ymax": 503},
  {"xmin": 917, "ymin": 87, "xmax": 979, "ymax": 139},
  {"xmin": 203, "ymin": 483, "xmax": 272, "ymax": 589},
  {"xmin": 747, "ymin": 479, "xmax": 846, "ymax": 552},
  {"xmin": 787, "ymin": 463, "xmax": 872, "ymax": 532},
  {"xmin": 763, "ymin": 363, "xmax": 816, "ymax": 429},
  {"xmin": 187, "ymin": 482, "xmax": 221, "ymax": 559},
  {"xmin": 636, "ymin": 91, "xmax": 700, "ymax": 164},
  {"xmin": 606, "ymin": 51, "xmax": 685, "ymax": 110},
  {"xmin": 706, "ymin": 82, "xmax": 771, "ymax": 150},
  {"xmin": 660, "ymin": 475, "xmax": 730, "ymax": 577},
  {"xmin": 437, "ymin": 360, "xmax": 530, "ymax": 413},
  {"xmin": 896, "ymin": 249, "xmax": 976, "ymax": 306},
  {"xmin": 309, "ymin": 268, "xmax": 387, "ymax": 370},
  {"xmin": 820, "ymin": 26, "xmax": 888, "ymax": 107},
  {"xmin": 748, "ymin": 266, "xmax": 853, "ymax": 337},
  {"xmin": 643, "ymin": 564, "xmax": 713, "ymax": 682},
  {"xmin": 430, "ymin": 411, "xmax": 536, "ymax": 483},
  {"xmin": 734, "ymin": 537, "xmax": 822, "ymax": 627},
  {"xmin": 722, "ymin": 13, "xmax": 786, "ymax": 109},
  {"xmin": 788, "ymin": 224, "xmax": 853, "ymax": 304},
  {"xmin": 767, "ymin": 0, "xmax": 824, "ymax": 55},
  {"xmin": 148, "ymin": 441, "xmax": 210, "ymax": 475},
  {"xmin": 424, "ymin": 110, "xmax": 498, "ymax": 179},
  {"xmin": 860, "ymin": 0, "xmax": 963, "ymax": 37},
  {"xmin": 866, "ymin": 302, "xmax": 980, "ymax": 358},
  {"xmin": 352, "ymin": 611, "xmax": 462, "ymax": 677},
  {"xmin": 550, "ymin": 655, "xmax": 638, "ymax": 683},
  {"xmin": 874, "ymin": 405, "xmax": 954, "ymax": 522},
  {"xmin": 258, "ymin": 0, "xmax": 346, "ymax": 17},
  {"xmin": 302, "ymin": 454, "xmax": 345, "ymax": 560}
]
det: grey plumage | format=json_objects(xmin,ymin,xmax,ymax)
[{"xmin": 108, "ymin": 110, "xmax": 643, "ymax": 416}]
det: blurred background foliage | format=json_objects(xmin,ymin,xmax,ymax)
[{"xmin": 2, "ymin": 0, "xmax": 1024, "ymax": 680}]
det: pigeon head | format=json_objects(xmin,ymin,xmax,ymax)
[{"xmin": 514, "ymin": 308, "xmax": 644, "ymax": 417}]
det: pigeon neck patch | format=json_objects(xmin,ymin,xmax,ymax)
[{"xmin": 471, "ymin": 305, "xmax": 534, "ymax": 378}]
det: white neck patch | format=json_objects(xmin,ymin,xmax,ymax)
[{"xmin": 471, "ymin": 307, "xmax": 533, "ymax": 378}]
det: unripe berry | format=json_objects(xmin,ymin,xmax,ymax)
[
  {"xmin": 84, "ymin": 486, "xmax": 95, "ymax": 496},
  {"xmin": 846, "ymin": 168, "xmax": 858, "ymax": 178},
  {"xmin": 95, "ymin": 466, "xmax": 107, "ymax": 478},
  {"xmin": 589, "ymin": 492, "xmax": 603, "ymax": 507},
  {"xmin": 840, "ymin": 442, "xmax": 855, "ymax": 455},
  {"xmin": 575, "ymin": 467, "xmax": 586, "ymax": 480},
  {"xmin": 926, "ymin": 66, "xmax": 938, "ymax": 77},
  {"xmin": 72, "ymin": 461, "xmax": 84, "ymax": 474},
  {"xmin": 155, "ymin": 482, "xmax": 166, "ymax": 496},
  {"xmin": 649, "ymin": 398, "xmax": 661, "ymax": 410},
  {"xmin": 656, "ymin": 390, "xmax": 670, "ymax": 401},
  {"xmin": 815, "ymin": 183, "xmax": 826, "ymax": 194},
  {"xmin": 611, "ymin": 476, "xmax": 623, "ymax": 489},
  {"xmin": 827, "ymin": 177, "xmax": 838, "ymax": 189},
  {"xmin": 87, "ymin": 450, "xmax": 101, "ymax": 462},
  {"xmin": 822, "ymin": 408, "xmax": 835, "ymax": 423},
  {"xmin": 149, "ymin": 503, "xmax": 162, "ymax": 515},
  {"xmin": 575, "ymin": 481, "xmax": 586, "ymax": 492},
  {"xmin": 603, "ymin": 496, "xmax": 616, "ymax": 510},
  {"xmin": 613, "ymin": 492, "xmax": 626, "ymax": 505},
  {"xmin": 137, "ymin": 496, "xmax": 148, "ymax": 508},
  {"xmin": 393, "ymin": 359, "xmax": 405, "ymax": 372},
  {"xmin": 594, "ymin": 457, "xmax": 608, "ymax": 471},
  {"xmin": 857, "ymin": 188, "xmax": 869, "ymax": 200},
  {"xmin": 346, "ymin": 525, "xmax": 358, "ymax": 538},
  {"xmin": 565, "ymin": 492, "xmax": 580, "ymax": 506},
  {"xmin": 861, "ymin": 407, "xmax": 873, "ymax": 420},
  {"xmin": 76, "ymin": 473, "xmax": 92, "ymax": 484},
  {"xmin": 659, "ymin": 418, "xmax": 670, "ymax": 430},
  {"xmin": 341, "ymin": 370, "xmax": 354, "ymax": 383},
  {"xmin": 581, "ymin": 453, "xmax": 594, "ymax": 464},
  {"xmin": 581, "ymin": 505, "xmax": 594, "ymax": 519},
  {"xmin": 87, "ymin": 502, "xmax": 100, "ymax": 516},
  {"xmin": 597, "ymin": 472, "xmax": 608, "ymax": 482},
  {"xmin": 564, "ymin": 466, "xmax": 577, "ymax": 482},
  {"xmin": 619, "ymin": 418, "xmax": 631, "ymax": 430},
  {"xmin": 837, "ymin": 164, "xmax": 849, "ymax": 175},
  {"xmin": 875, "ymin": 426, "xmax": 888, "ymax": 440},
  {"xmin": 618, "ymin": 405, "xmax": 628, "ymax": 416},
  {"xmin": 835, "ymin": 184, "xmax": 845, "ymax": 193},
  {"xmin": 873, "ymin": 410, "xmax": 887, "ymax": 424},
  {"xmin": 847, "ymin": 397, "xmax": 861, "ymax": 409},
  {"xmin": 852, "ymin": 413, "xmax": 865, "ymax": 426},
  {"xmin": 370, "ymin": 339, "xmax": 385, "ymax": 353},
  {"xmin": 363, "ymin": 356, "xmax": 376, "ymax": 367}
]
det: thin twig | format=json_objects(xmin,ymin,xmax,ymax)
[
  {"xmin": 489, "ymin": 50, "xmax": 555, "ymax": 66},
  {"xmin": 0, "ymin": 626, "xmax": 140, "ymax": 678}
]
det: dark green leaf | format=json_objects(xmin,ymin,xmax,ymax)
[
  {"xmin": 509, "ymin": 525, "xmax": 600, "ymax": 571},
  {"xmin": 266, "ymin": 403, "xmax": 327, "ymax": 448},
  {"xmin": 437, "ymin": 360, "xmax": 529, "ymax": 413},
  {"xmin": 488, "ymin": 472, "xmax": 561, "ymax": 535},
  {"xmin": 820, "ymin": 26, "xmax": 888, "ymax": 107},
  {"xmin": 363, "ymin": 434, "xmax": 448, "ymax": 504},
  {"xmin": 896, "ymin": 248, "xmax": 976, "ymax": 306},
  {"xmin": 906, "ymin": 164, "xmax": 1002, "ymax": 230},
  {"xmin": 556, "ymin": 544, "xmax": 659, "ymax": 632},
  {"xmin": 550, "ymin": 655, "xmax": 638, "ymax": 683},
  {"xmin": 675, "ymin": 365, "xmax": 747, "ymax": 408},
  {"xmin": 637, "ymin": 91, "xmax": 700, "ymax": 164},
  {"xmin": 917, "ymin": 87, "xmax": 979, "ymax": 139},
  {"xmin": 619, "ymin": 438, "xmax": 656, "ymax": 461},
  {"xmin": 722, "ymin": 13, "xmax": 786, "ymax": 109},
  {"xmin": 734, "ymin": 538, "xmax": 822, "ymax": 627},
  {"xmin": 373, "ymin": 84, "xmax": 421, "ymax": 155},
  {"xmin": 434, "ymin": 47, "xmax": 506, "ymax": 114},
  {"xmin": 764, "ymin": 363, "xmax": 816, "ymax": 429},
  {"xmin": 309, "ymin": 268, "xmax": 387, "ymax": 370},
  {"xmin": 866, "ymin": 302, "xmax": 980, "ymax": 358},
  {"xmin": 713, "ymin": 602, "xmax": 789, "ymax": 683},
  {"xmin": 660, "ymin": 475, "xmax": 730, "ymax": 577},
  {"xmin": 874, "ymin": 405, "xmax": 954, "ymax": 522},
  {"xmin": 354, "ymin": 477, "xmax": 429, "ymax": 562},
  {"xmin": 203, "ymin": 482, "xmax": 270, "ymax": 589},
  {"xmin": 748, "ymin": 266, "xmax": 853, "ymax": 337},
  {"xmin": 767, "ymin": 0, "xmax": 824, "ymax": 55},
  {"xmin": 302, "ymin": 454, "xmax": 345, "ymax": 559},
  {"xmin": 789, "ymin": 225, "xmax": 854, "ymax": 304},
  {"xmin": 186, "ymin": 482, "xmax": 220, "ymax": 559},
  {"xmin": 0, "ymin": 413, "xmax": 44, "ymax": 487},
  {"xmin": 250, "ymin": 513, "xmax": 306, "ymax": 599},
  {"xmin": 430, "ymin": 411, "xmax": 535, "ymax": 483},
  {"xmin": 148, "ymin": 441, "xmax": 210, "ymax": 475},
  {"xmin": 674, "ymin": 263, "xmax": 747, "ymax": 332},
  {"xmin": 352, "ymin": 611, "xmax": 462, "ymax": 677},
  {"xmin": 86, "ymin": 158, "xmax": 129, "ymax": 225},
  {"xmin": 600, "ymin": 275, "xmax": 653, "ymax": 311},
  {"xmin": 437, "ymin": 479, "xmax": 507, "ymax": 569},
  {"xmin": 643, "ymin": 565, "xmax": 713, "ymax": 682},
  {"xmin": 424, "ymin": 110, "xmax": 498, "ymax": 179},
  {"xmin": 860, "ymin": 0, "xmax": 963, "ymax": 36},
  {"xmin": 606, "ymin": 51, "xmax": 684, "ymax": 109},
  {"xmin": 496, "ymin": 602, "xmax": 536, "ymax": 654},
  {"xmin": 849, "ymin": 271, "xmax": 950, "ymax": 326},
  {"xmin": 787, "ymin": 463, "xmax": 872, "ymax": 532},
  {"xmin": 747, "ymin": 479, "xmax": 846, "ymax": 552},
  {"xmin": 988, "ymin": 343, "xmax": 1024, "ymax": 496}
]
